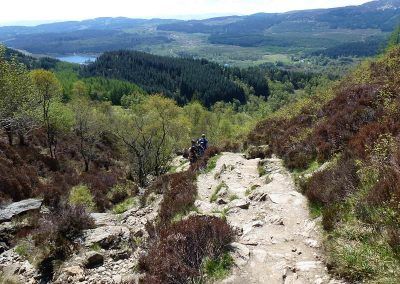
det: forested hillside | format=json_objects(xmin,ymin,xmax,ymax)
[
  {"xmin": 4, "ymin": 47, "xmax": 59, "ymax": 69},
  {"xmin": 158, "ymin": 0, "xmax": 400, "ymax": 35},
  {"xmin": 2, "ymin": 20, "xmax": 400, "ymax": 283},
  {"xmin": 247, "ymin": 42, "xmax": 400, "ymax": 282},
  {"xmin": 0, "ymin": 0, "xmax": 396, "ymax": 65},
  {"xmin": 81, "ymin": 50, "xmax": 270, "ymax": 106},
  {"xmin": 4, "ymin": 30, "xmax": 172, "ymax": 55}
]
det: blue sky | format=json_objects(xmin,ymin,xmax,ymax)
[{"xmin": 1, "ymin": 0, "xmax": 371, "ymax": 26}]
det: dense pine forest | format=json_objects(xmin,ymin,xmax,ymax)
[{"xmin": 81, "ymin": 50, "xmax": 271, "ymax": 106}]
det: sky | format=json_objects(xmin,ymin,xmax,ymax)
[{"xmin": 0, "ymin": 0, "xmax": 372, "ymax": 26}]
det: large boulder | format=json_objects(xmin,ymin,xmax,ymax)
[
  {"xmin": 230, "ymin": 242, "xmax": 250, "ymax": 267},
  {"xmin": 90, "ymin": 213, "xmax": 119, "ymax": 227},
  {"xmin": 0, "ymin": 199, "xmax": 43, "ymax": 222},
  {"xmin": 84, "ymin": 251, "xmax": 104, "ymax": 268},
  {"xmin": 84, "ymin": 225, "xmax": 131, "ymax": 249}
]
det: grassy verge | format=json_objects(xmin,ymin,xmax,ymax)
[
  {"xmin": 202, "ymin": 253, "xmax": 234, "ymax": 280},
  {"xmin": 205, "ymin": 154, "xmax": 222, "ymax": 173},
  {"xmin": 210, "ymin": 182, "xmax": 228, "ymax": 203},
  {"xmin": 113, "ymin": 197, "xmax": 136, "ymax": 214}
]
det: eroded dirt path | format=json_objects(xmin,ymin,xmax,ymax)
[{"xmin": 196, "ymin": 153, "xmax": 342, "ymax": 284}]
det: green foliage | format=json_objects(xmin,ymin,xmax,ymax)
[
  {"xmin": 71, "ymin": 98, "xmax": 106, "ymax": 172},
  {"xmin": 245, "ymin": 184, "xmax": 260, "ymax": 196},
  {"xmin": 83, "ymin": 77, "xmax": 146, "ymax": 105},
  {"xmin": 69, "ymin": 185, "xmax": 96, "ymax": 211},
  {"xmin": 202, "ymin": 253, "xmax": 234, "ymax": 280},
  {"xmin": 257, "ymin": 163, "xmax": 267, "ymax": 177},
  {"xmin": 327, "ymin": 220, "xmax": 400, "ymax": 282},
  {"xmin": 387, "ymin": 25, "xmax": 400, "ymax": 50},
  {"xmin": 3, "ymin": 46, "xmax": 59, "ymax": 70},
  {"xmin": 113, "ymin": 197, "xmax": 137, "ymax": 214},
  {"xmin": 31, "ymin": 69, "xmax": 62, "ymax": 157},
  {"xmin": 210, "ymin": 182, "xmax": 228, "ymax": 203},
  {"xmin": 14, "ymin": 241, "xmax": 31, "ymax": 258},
  {"xmin": 0, "ymin": 46, "xmax": 39, "ymax": 145},
  {"xmin": 229, "ymin": 194, "xmax": 239, "ymax": 201},
  {"xmin": 113, "ymin": 95, "xmax": 190, "ymax": 185},
  {"xmin": 82, "ymin": 50, "xmax": 249, "ymax": 107},
  {"xmin": 107, "ymin": 182, "xmax": 137, "ymax": 205},
  {"xmin": 3, "ymin": 30, "xmax": 171, "ymax": 55},
  {"xmin": 309, "ymin": 202, "xmax": 323, "ymax": 219},
  {"xmin": 205, "ymin": 154, "xmax": 221, "ymax": 173},
  {"xmin": 90, "ymin": 243, "xmax": 101, "ymax": 252},
  {"xmin": 171, "ymin": 205, "xmax": 199, "ymax": 223}
]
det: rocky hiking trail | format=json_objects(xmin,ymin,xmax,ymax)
[
  {"xmin": 0, "ymin": 152, "xmax": 345, "ymax": 284},
  {"xmin": 196, "ymin": 153, "xmax": 343, "ymax": 284}
]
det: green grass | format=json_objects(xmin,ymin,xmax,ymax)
[
  {"xmin": 327, "ymin": 228, "xmax": 400, "ymax": 282},
  {"xmin": 113, "ymin": 197, "xmax": 137, "ymax": 214},
  {"xmin": 69, "ymin": 184, "xmax": 96, "ymax": 211},
  {"xmin": 229, "ymin": 194, "xmax": 239, "ymax": 201},
  {"xmin": 90, "ymin": 243, "xmax": 101, "ymax": 252},
  {"xmin": 169, "ymin": 159, "xmax": 188, "ymax": 173},
  {"xmin": 14, "ymin": 242, "xmax": 30, "ymax": 258},
  {"xmin": 292, "ymin": 160, "xmax": 321, "ymax": 187},
  {"xmin": 210, "ymin": 181, "xmax": 227, "ymax": 203},
  {"xmin": 206, "ymin": 154, "xmax": 222, "ymax": 173},
  {"xmin": 171, "ymin": 205, "xmax": 199, "ymax": 223},
  {"xmin": 309, "ymin": 202, "xmax": 323, "ymax": 218},
  {"xmin": 212, "ymin": 207, "xmax": 230, "ymax": 221},
  {"xmin": 245, "ymin": 184, "xmax": 260, "ymax": 196},
  {"xmin": 257, "ymin": 164, "xmax": 267, "ymax": 177},
  {"xmin": 202, "ymin": 253, "xmax": 234, "ymax": 280}
]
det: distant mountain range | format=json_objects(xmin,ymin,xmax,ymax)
[
  {"xmin": 159, "ymin": 0, "xmax": 400, "ymax": 34},
  {"xmin": 0, "ymin": 0, "xmax": 398, "ymax": 56}
]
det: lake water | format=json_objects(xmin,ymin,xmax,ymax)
[{"xmin": 56, "ymin": 55, "xmax": 97, "ymax": 64}]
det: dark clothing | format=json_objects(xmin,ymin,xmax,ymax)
[
  {"xmin": 189, "ymin": 145, "xmax": 198, "ymax": 164},
  {"xmin": 198, "ymin": 138, "xmax": 208, "ymax": 150}
]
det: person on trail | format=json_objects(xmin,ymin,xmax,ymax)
[
  {"xmin": 189, "ymin": 139, "xmax": 198, "ymax": 165},
  {"xmin": 198, "ymin": 134, "xmax": 208, "ymax": 152}
]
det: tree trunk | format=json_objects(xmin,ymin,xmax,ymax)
[
  {"xmin": 5, "ymin": 129, "xmax": 13, "ymax": 146},
  {"xmin": 18, "ymin": 134, "xmax": 26, "ymax": 146},
  {"xmin": 84, "ymin": 159, "xmax": 89, "ymax": 172}
]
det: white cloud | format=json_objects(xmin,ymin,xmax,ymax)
[{"xmin": 1, "ymin": 0, "xmax": 371, "ymax": 25}]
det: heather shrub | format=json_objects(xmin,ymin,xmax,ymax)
[
  {"xmin": 41, "ymin": 174, "xmax": 70, "ymax": 207},
  {"xmin": 302, "ymin": 157, "xmax": 358, "ymax": 206},
  {"xmin": 219, "ymin": 140, "xmax": 241, "ymax": 153},
  {"xmin": 68, "ymin": 184, "xmax": 96, "ymax": 211},
  {"xmin": 245, "ymin": 145, "xmax": 271, "ymax": 159},
  {"xmin": 138, "ymin": 216, "xmax": 234, "ymax": 283},
  {"xmin": 158, "ymin": 171, "xmax": 197, "ymax": 227},
  {"xmin": 33, "ymin": 204, "xmax": 94, "ymax": 277},
  {"xmin": 81, "ymin": 171, "xmax": 120, "ymax": 211},
  {"xmin": 0, "ymin": 142, "xmax": 41, "ymax": 203}
]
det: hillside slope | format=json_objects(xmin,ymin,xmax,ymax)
[
  {"xmin": 81, "ymin": 50, "xmax": 270, "ymax": 106},
  {"xmin": 0, "ymin": 0, "xmax": 397, "ymax": 55},
  {"xmin": 247, "ymin": 46, "xmax": 400, "ymax": 281}
]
